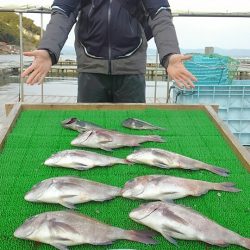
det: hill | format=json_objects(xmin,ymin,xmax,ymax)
[{"xmin": 0, "ymin": 12, "xmax": 41, "ymax": 52}]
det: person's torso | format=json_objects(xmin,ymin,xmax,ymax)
[{"xmin": 77, "ymin": 0, "xmax": 143, "ymax": 60}]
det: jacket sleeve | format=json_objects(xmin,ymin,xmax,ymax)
[
  {"xmin": 142, "ymin": 0, "xmax": 180, "ymax": 65},
  {"xmin": 38, "ymin": 0, "xmax": 81, "ymax": 63}
]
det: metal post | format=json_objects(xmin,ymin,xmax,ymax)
[
  {"xmin": 19, "ymin": 12, "xmax": 24, "ymax": 102},
  {"xmin": 166, "ymin": 75, "xmax": 170, "ymax": 103},
  {"xmin": 154, "ymin": 53, "xmax": 159, "ymax": 103},
  {"xmin": 41, "ymin": 11, "xmax": 44, "ymax": 103}
]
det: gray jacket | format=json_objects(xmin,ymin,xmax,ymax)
[{"xmin": 39, "ymin": 2, "xmax": 180, "ymax": 75}]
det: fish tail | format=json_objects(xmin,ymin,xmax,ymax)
[
  {"xmin": 146, "ymin": 135, "xmax": 165, "ymax": 143},
  {"xmin": 126, "ymin": 230, "xmax": 157, "ymax": 244},
  {"xmin": 155, "ymin": 126, "xmax": 166, "ymax": 130},
  {"xmin": 239, "ymin": 237, "xmax": 250, "ymax": 249},
  {"xmin": 214, "ymin": 182, "xmax": 241, "ymax": 192},
  {"xmin": 205, "ymin": 165, "xmax": 230, "ymax": 177}
]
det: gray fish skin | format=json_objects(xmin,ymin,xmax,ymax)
[
  {"xmin": 121, "ymin": 175, "xmax": 241, "ymax": 201},
  {"xmin": 14, "ymin": 211, "xmax": 156, "ymax": 249},
  {"xmin": 122, "ymin": 118, "xmax": 165, "ymax": 130},
  {"xmin": 61, "ymin": 117, "xmax": 103, "ymax": 133},
  {"xmin": 25, "ymin": 176, "xmax": 121, "ymax": 209},
  {"xmin": 44, "ymin": 149, "xmax": 129, "ymax": 170},
  {"xmin": 129, "ymin": 201, "xmax": 250, "ymax": 249},
  {"xmin": 126, "ymin": 148, "xmax": 229, "ymax": 177},
  {"xmin": 71, "ymin": 130, "xmax": 164, "ymax": 151}
]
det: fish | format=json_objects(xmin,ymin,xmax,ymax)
[
  {"xmin": 71, "ymin": 129, "xmax": 164, "ymax": 151},
  {"xmin": 61, "ymin": 117, "xmax": 103, "ymax": 133},
  {"xmin": 14, "ymin": 210, "xmax": 156, "ymax": 249},
  {"xmin": 129, "ymin": 201, "xmax": 250, "ymax": 249},
  {"xmin": 25, "ymin": 176, "xmax": 122, "ymax": 209},
  {"xmin": 126, "ymin": 148, "xmax": 230, "ymax": 177},
  {"xmin": 122, "ymin": 118, "xmax": 165, "ymax": 130},
  {"xmin": 121, "ymin": 175, "xmax": 241, "ymax": 201},
  {"xmin": 44, "ymin": 149, "xmax": 129, "ymax": 170}
]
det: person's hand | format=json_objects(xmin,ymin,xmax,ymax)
[
  {"xmin": 21, "ymin": 50, "xmax": 52, "ymax": 85},
  {"xmin": 166, "ymin": 54, "xmax": 197, "ymax": 89}
]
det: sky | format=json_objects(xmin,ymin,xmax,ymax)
[{"xmin": 0, "ymin": 0, "xmax": 250, "ymax": 51}]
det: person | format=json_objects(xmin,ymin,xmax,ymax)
[{"xmin": 22, "ymin": 0, "xmax": 197, "ymax": 103}]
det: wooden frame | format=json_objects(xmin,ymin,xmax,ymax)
[{"xmin": 1, "ymin": 103, "xmax": 249, "ymax": 171}]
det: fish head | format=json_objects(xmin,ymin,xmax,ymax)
[
  {"xmin": 44, "ymin": 151, "xmax": 69, "ymax": 166},
  {"xmin": 122, "ymin": 118, "xmax": 134, "ymax": 128},
  {"xmin": 126, "ymin": 149, "xmax": 145, "ymax": 162},
  {"xmin": 71, "ymin": 130, "xmax": 94, "ymax": 146},
  {"xmin": 61, "ymin": 117, "xmax": 78, "ymax": 129},
  {"xmin": 129, "ymin": 202, "xmax": 162, "ymax": 221},
  {"xmin": 25, "ymin": 179, "xmax": 54, "ymax": 202},
  {"xmin": 121, "ymin": 177, "xmax": 147, "ymax": 198},
  {"xmin": 14, "ymin": 213, "xmax": 45, "ymax": 239}
]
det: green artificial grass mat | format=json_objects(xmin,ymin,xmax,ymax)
[{"xmin": 0, "ymin": 108, "xmax": 249, "ymax": 250}]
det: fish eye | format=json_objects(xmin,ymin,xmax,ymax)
[{"xmin": 64, "ymin": 118, "xmax": 77, "ymax": 125}]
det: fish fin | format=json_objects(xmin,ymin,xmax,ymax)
[
  {"xmin": 162, "ymin": 208, "xmax": 189, "ymax": 226},
  {"xmin": 152, "ymin": 160, "xmax": 170, "ymax": 169},
  {"xmin": 155, "ymin": 126, "xmax": 166, "ymax": 130},
  {"xmin": 161, "ymin": 192, "xmax": 178, "ymax": 197},
  {"xmin": 127, "ymin": 230, "xmax": 157, "ymax": 244},
  {"xmin": 215, "ymin": 182, "xmax": 241, "ymax": 192},
  {"xmin": 161, "ymin": 230, "xmax": 178, "ymax": 246},
  {"xmin": 147, "ymin": 135, "xmax": 165, "ymax": 143},
  {"xmin": 48, "ymin": 219, "xmax": 79, "ymax": 235},
  {"xmin": 59, "ymin": 199, "xmax": 77, "ymax": 210},
  {"xmin": 71, "ymin": 162, "xmax": 89, "ymax": 170},
  {"xmin": 60, "ymin": 202, "xmax": 77, "ymax": 210},
  {"xmin": 61, "ymin": 194, "xmax": 78, "ymax": 198},
  {"xmin": 96, "ymin": 131, "xmax": 113, "ymax": 143},
  {"xmin": 206, "ymin": 165, "xmax": 230, "ymax": 177},
  {"xmin": 127, "ymin": 142, "xmax": 141, "ymax": 147},
  {"xmin": 51, "ymin": 244, "xmax": 69, "ymax": 250},
  {"xmin": 99, "ymin": 146, "xmax": 113, "ymax": 151}
]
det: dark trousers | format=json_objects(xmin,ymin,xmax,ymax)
[{"xmin": 77, "ymin": 73, "xmax": 146, "ymax": 103}]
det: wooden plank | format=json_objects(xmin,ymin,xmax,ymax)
[
  {"xmin": 204, "ymin": 105, "xmax": 250, "ymax": 171},
  {"xmin": 19, "ymin": 103, "xmax": 207, "ymax": 111},
  {"xmin": 5, "ymin": 103, "xmax": 15, "ymax": 116},
  {"xmin": 0, "ymin": 103, "xmax": 22, "ymax": 150},
  {"xmin": 18, "ymin": 103, "xmax": 219, "ymax": 113},
  {"xmin": 4, "ymin": 102, "xmax": 218, "ymax": 115}
]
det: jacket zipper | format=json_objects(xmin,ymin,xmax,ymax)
[{"xmin": 108, "ymin": 0, "xmax": 112, "ymax": 74}]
